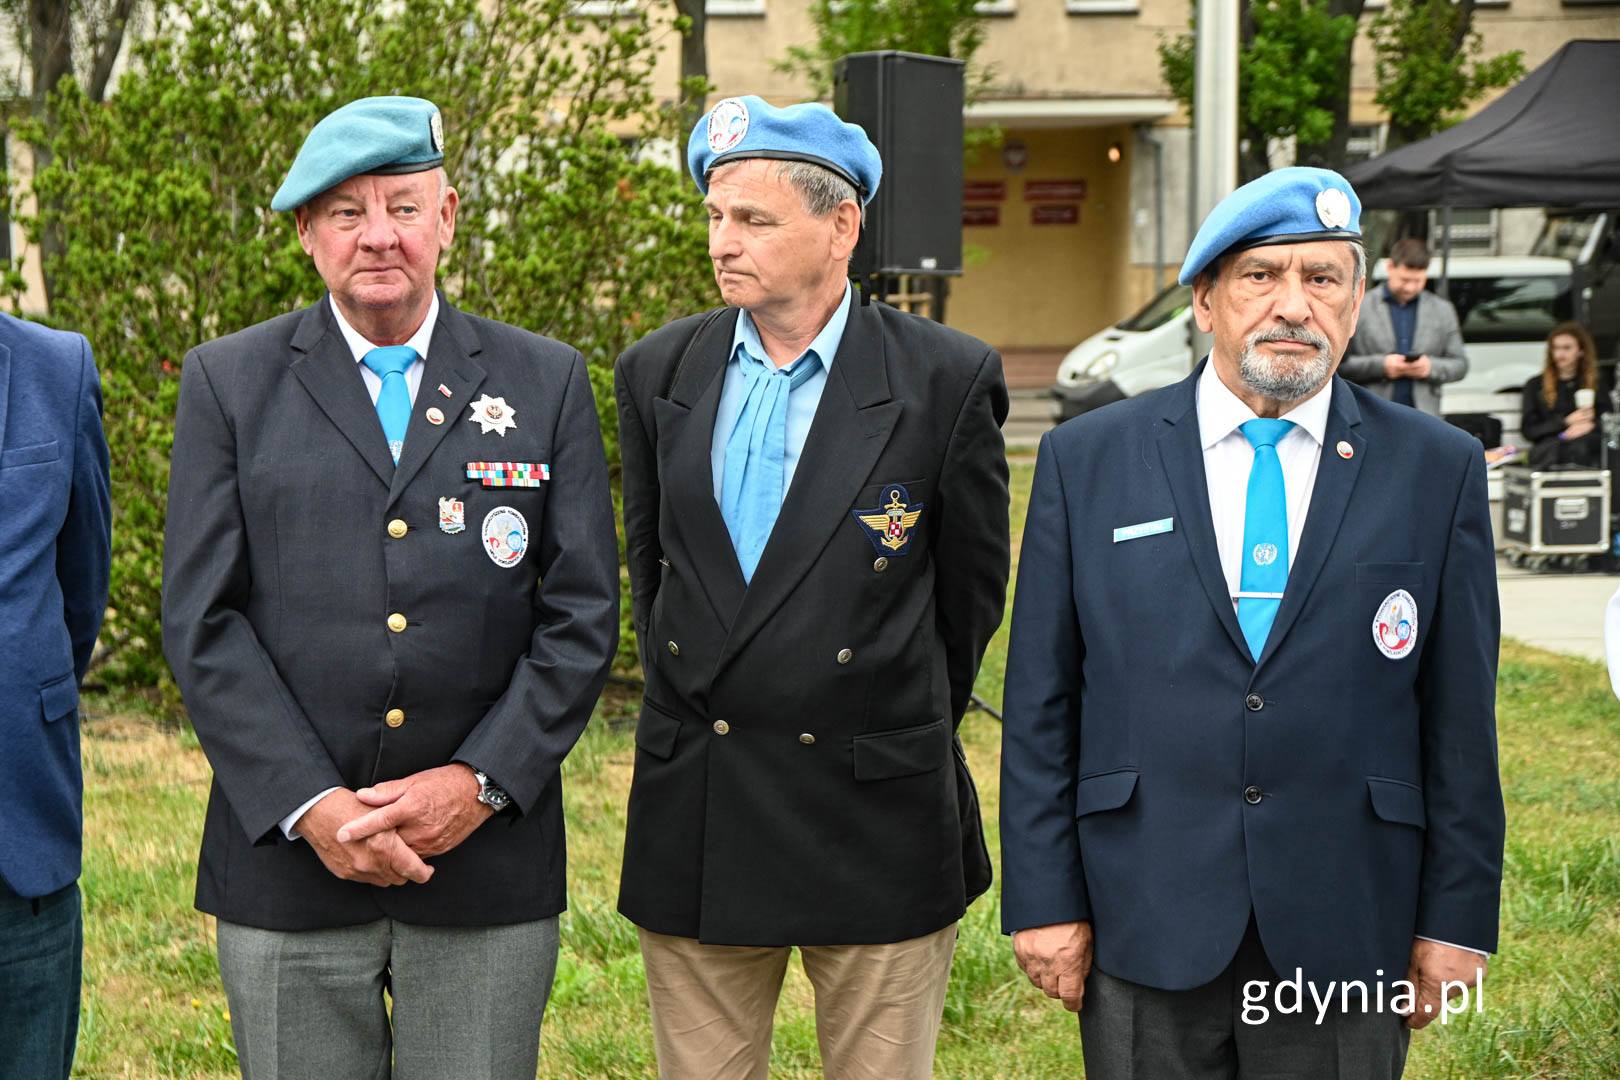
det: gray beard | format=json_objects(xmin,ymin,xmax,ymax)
[{"xmin": 1237, "ymin": 325, "xmax": 1334, "ymax": 403}]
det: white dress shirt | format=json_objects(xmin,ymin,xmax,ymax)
[
  {"xmin": 1196, "ymin": 358, "xmax": 1330, "ymax": 608},
  {"xmin": 331, "ymin": 291, "xmax": 437, "ymax": 406},
  {"xmin": 276, "ymin": 293, "xmax": 440, "ymax": 841},
  {"xmin": 1196, "ymin": 359, "xmax": 1486, "ymax": 958}
]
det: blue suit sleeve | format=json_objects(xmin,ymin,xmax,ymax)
[
  {"xmin": 1000, "ymin": 430, "xmax": 1090, "ymax": 933},
  {"xmin": 1413, "ymin": 446, "xmax": 1505, "ymax": 952},
  {"xmin": 58, "ymin": 336, "xmax": 111, "ymax": 684}
]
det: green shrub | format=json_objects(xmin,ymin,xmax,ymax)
[{"xmin": 7, "ymin": 0, "xmax": 713, "ymax": 685}]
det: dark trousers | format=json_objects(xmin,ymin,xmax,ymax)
[
  {"xmin": 0, "ymin": 879, "xmax": 81, "ymax": 1080},
  {"xmin": 1079, "ymin": 917, "xmax": 1411, "ymax": 1080}
]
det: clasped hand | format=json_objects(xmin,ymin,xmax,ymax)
[{"xmin": 294, "ymin": 764, "xmax": 494, "ymax": 886}]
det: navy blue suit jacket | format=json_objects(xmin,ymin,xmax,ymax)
[
  {"xmin": 0, "ymin": 314, "xmax": 111, "ymax": 899},
  {"xmin": 1000, "ymin": 363, "xmax": 1504, "ymax": 991}
]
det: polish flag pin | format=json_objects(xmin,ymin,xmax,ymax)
[{"xmin": 438, "ymin": 383, "xmax": 453, "ymax": 398}]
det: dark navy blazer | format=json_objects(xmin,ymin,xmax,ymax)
[
  {"xmin": 0, "ymin": 314, "xmax": 111, "ymax": 899},
  {"xmin": 1001, "ymin": 363, "xmax": 1505, "ymax": 990}
]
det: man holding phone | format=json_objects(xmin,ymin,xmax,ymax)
[{"xmin": 1341, "ymin": 238, "xmax": 1468, "ymax": 418}]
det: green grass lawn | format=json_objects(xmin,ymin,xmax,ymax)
[{"xmin": 71, "ymin": 464, "xmax": 1620, "ymax": 1077}]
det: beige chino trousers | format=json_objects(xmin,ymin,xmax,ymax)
[{"xmin": 637, "ymin": 923, "xmax": 958, "ymax": 1080}]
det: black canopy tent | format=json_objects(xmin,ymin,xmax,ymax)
[{"xmin": 1343, "ymin": 39, "xmax": 1620, "ymax": 211}]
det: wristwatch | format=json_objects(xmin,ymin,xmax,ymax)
[{"xmin": 473, "ymin": 770, "xmax": 511, "ymax": 812}]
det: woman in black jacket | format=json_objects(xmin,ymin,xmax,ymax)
[{"xmin": 1523, "ymin": 321, "xmax": 1606, "ymax": 468}]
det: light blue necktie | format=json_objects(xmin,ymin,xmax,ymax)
[
  {"xmin": 720, "ymin": 348, "xmax": 820, "ymax": 583},
  {"xmin": 361, "ymin": 346, "xmax": 417, "ymax": 465},
  {"xmin": 1237, "ymin": 418, "xmax": 1296, "ymax": 661}
]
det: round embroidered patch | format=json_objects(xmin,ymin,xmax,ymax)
[
  {"xmin": 1372, "ymin": 588, "xmax": 1418, "ymax": 660},
  {"xmin": 707, "ymin": 98, "xmax": 750, "ymax": 155},
  {"xmin": 482, "ymin": 506, "xmax": 529, "ymax": 569}
]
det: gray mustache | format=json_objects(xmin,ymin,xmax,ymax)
[{"xmin": 1249, "ymin": 325, "xmax": 1330, "ymax": 351}]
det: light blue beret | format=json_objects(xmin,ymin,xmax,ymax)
[
  {"xmin": 687, "ymin": 95, "xmax": 882, "ymax": 205},
  {"xmin": 1178, "ymin": 167, "xmax": 1362, "ymax": 285},
  {"xmin": 271, "ymin": 96, "xmax": 446, "ymax": 212}
]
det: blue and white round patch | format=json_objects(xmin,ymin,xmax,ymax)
[
  {"xmin": 1252, "ymin": 542, "xmax": 1278, "ymax": 567},
  {"xmin": 482, "ymin": 506, "xmax": 528, "ymax": 569},
  {"xmin": 708, "ymin": 98, "xmax": 750, "ymax": 154},
  {"xmin": 1373, "ymin": 589, "xmax": 1418, "ymax": 660}
]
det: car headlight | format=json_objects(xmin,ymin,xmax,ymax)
[{"xmin": 1083, "ymin": 350, "xmax": 1119, "ymax": 379}]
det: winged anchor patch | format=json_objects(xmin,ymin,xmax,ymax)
[{"xmin": 852, "ymin": 484, "xmax": 924, "ymax": 555}]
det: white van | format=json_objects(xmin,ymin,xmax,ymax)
[{"xmin": 1049, "ymin": 255, "xmax": 1583, "ymax": 444}]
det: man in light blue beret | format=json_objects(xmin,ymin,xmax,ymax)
[
  {"xmin": 163, "ymin": 95, "xmax": 620, "ymax": 1079},
  {"xmin": 614, "ymin": 95, "xmax": 1009, "ymax": 1079},
  {"xmin": 1002, "ymin": 166, "xmax": 1503, "ymax": 1079}
]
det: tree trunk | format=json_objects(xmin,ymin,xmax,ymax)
[
  {"xmin": 674, "ymin": 0, "xmax": 708, "ymax": 133},
  {"xmin": 89, "ymin": 0, "xmax": 141, "ymax": 103},
  {"xmin": 1295, "ymin": 0, "xmax": 1365, "ymax": 171}
]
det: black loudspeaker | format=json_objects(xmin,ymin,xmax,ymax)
[{"xmin": 833, "ymin": 51, "xmax": 964, "ymax": 277}]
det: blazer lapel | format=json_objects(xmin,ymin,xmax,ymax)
[
  {"xmin": 1257, "ymin": 377, "xmax": 1365, "ymax": 667},
  {"xmin": 717, "ymin": 301, "xmax": 901, "ymax": 673},
  {"xmin": 288, "ymin": 298, "xmax": 395, "ymax": 488},
  {"xmin": 388, "ymin": 299, "xmax": 487, "ymax": 504},
  {"xmin": 655, "ymin": 308, "xmax": 748, "ymax": 627},
  {"xmin": 0, "ymin": 341, "xmax": 12, "ymax": 457},
  {"xmin": 1154, "ymin": 363, "xmax": 1250, "ymax": 659}
]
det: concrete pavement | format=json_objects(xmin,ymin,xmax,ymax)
[{"xmin": 1496, "ymin": 557, "xmax": 1616, "ymax": 662}]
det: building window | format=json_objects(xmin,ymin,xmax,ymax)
[
  {"xmin": 707, "ymin": 0, "xmax": 765, "ymax": 13},
  {"xmin": 571, "ymin": 0, "xmax": 637, "ymax": 15},
  {"xmin": 1364, "ymin": 0, "xmax": 1508, "ymax": 8},
  {"xmin": 1432, "ymin": 208, "xmax": 1500, "ymax": 256},
  {"xmin": 974, "ymin": 0, "xmax": 1017, "ymax": 13},
  {"xmin": 1065, "ymin": 0, "xmax": 1140, "ymax": 11},
  {"xmin": 1344, "ymin": 124, "xmax": 1385, "ymax": 165}
]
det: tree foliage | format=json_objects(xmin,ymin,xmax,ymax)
[
  {"xmin": 776, "ymin": 0, "xmax": 992, "ymax": 100},
  {"xmin": 4, "ymin": 0, "xmax": 713, "ymax": 685},
  {"xmin": 1368, "ymin": 0, "xmax": 1524, "ymax": 149},
  {"xmin": 1158, "ymin": 0, "xmax": 1356, "ymax": 181}
]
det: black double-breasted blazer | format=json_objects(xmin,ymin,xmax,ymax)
[
  {"xmin": 614, "ymin": 299, "xmax": 1010, "ymax": 946},
  {"xmin": 163, "ymin": 295, "xmax": 619, "ymax": 930}
]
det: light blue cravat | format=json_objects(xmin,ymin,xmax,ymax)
[
  {"xmin": 361, "ymin": 345, "xmax": 417, "ymax": 464},
  {"xmin": 720, "ymin": 349, "xmax": 821, "ymax": 583},
  {"xmin": 1237, "ymin": 418, "xmax": 1296, "ymax": 660}
]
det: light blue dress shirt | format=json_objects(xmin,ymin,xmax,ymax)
[{"xmin": 711, "ymin": 281, "xmax": 852, "ymax": 503}]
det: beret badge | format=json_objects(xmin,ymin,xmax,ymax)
[
  {"xmin": 707, "ymin": 98, "xmax": 750, "ymax": 155},
  {"xmin": 1316, "ymin": 188, "xmax": 1352, "ymax": 229}
]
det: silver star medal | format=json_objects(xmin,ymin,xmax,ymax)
[{"xmin": 468, "ymin": 394, "xmax": 517, "ymax": 436}]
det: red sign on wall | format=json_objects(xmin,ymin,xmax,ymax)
[
  {"xmin": 963, "ymin": 180, "xmax": 1007, "ymax": 202},
  {"xmin": 1031, "ymin": 204, "xmax": 1080, "ymax": 226},
  {"xmin": 1025, "ymin": 180, "xmax": 1089, "ymax": 202},
  {"xmin": 963, "ymin": 205, "xmax": 1001, "ymax": 227}
]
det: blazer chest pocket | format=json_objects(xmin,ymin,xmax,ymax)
[
  {"xmin": 853, "ymin": 718, "xmax": 948, "ymax": 781},
  {"xmin": 1356, "ymin": 562, "xmax": 1423, "ymax": 587},
  {"xmin": 2, "ymin": 440, "xmax": 60, "ymax": 469},
  {"xmin": 635, "ymin": 699, "xmax": 682, "ymax": 760},
  {"xmin": 1075, "ymin": 768, "xmax": 1139, "ymax": 818}
]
